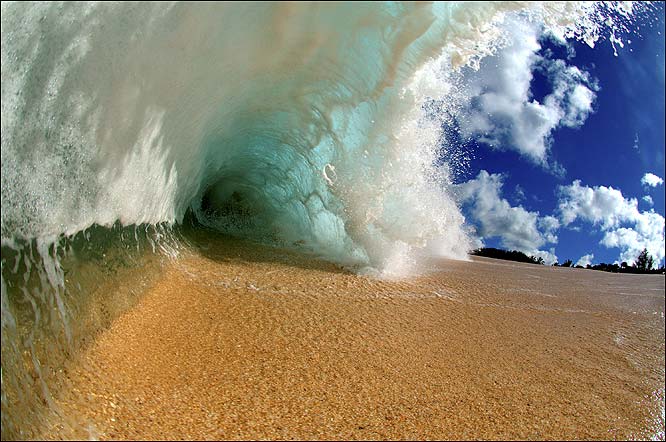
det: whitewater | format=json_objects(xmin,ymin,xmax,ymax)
[{"xmin": 1, "ymin": 1, "xmax": 658, "ymax": 439}]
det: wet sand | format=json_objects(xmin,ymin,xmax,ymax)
[{"xmin": 43, "ymin": 237, "xmax": 664, "ymax": 440}]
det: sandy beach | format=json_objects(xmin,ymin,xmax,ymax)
[{"xmin": 40, "ymin": 236, "xmax": 665, "ymax": 440}]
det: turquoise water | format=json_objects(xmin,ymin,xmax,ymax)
[{"xmin": 0, "ymin": 2, "xmax": 649, "ymax": 438}]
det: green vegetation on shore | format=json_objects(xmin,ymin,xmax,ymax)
[
  {"xmin": 470, "ymin": 248, "xmax": 546, "ymax": 265},
  {"xmin": 470, "ymin": 247, "xmax": 665, "ymax": 274}
]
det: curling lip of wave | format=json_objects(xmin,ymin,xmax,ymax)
[{"xmin": 0, "ymin": 2, "xmax": 453, "ymax": 272}]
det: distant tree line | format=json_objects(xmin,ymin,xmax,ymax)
[
  {"xmin": 471, "ymin": 247, "xmax": 665, "ymax": 275},
  {"xmin": 554, "ymin": 248, "xmax": 664, "ymax": 274},
  {"xmin": 470, "ymin": 248, "xmax": 544, "ymax": 265}
]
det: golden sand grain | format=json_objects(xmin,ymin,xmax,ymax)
[{"xmin": 42, "ymin": 236, "xmax": 665, "ymax": 440}]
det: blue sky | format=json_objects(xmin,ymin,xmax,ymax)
[{"xmin": 453, "ymin": 4, "xmax": 665, "ymax": 267}]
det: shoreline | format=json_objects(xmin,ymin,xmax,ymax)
[{"xmin": 38, "ymin": 239, "xmax": 665, "ymax": 440}]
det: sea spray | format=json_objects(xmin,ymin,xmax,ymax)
[{"xmin": 1, "ymin": 1, "xmax": 651, "ymax": 438}]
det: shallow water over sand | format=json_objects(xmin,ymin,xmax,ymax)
[{"xmin": 39, "ymin": 236, "xmax": 665, "ymax": 440}]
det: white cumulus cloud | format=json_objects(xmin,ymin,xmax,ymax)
[
  {"xmin": 558, "ymin": 180, "xmax": 665, "ymax": 265},
  {"xmin": 456, "ymin": 170, "xmax": 559, "ymax": 264},
  {"xmin": 558, "ymin": 180, "xmax": 640, "ymax": 229},
  {"xmin": 575, "ymin": 253, "xmax": 594, "ymax": 267},
  {"xmin": 641, "ymin": 172, "xmax": 664, "ymax": 188},
  {"xmin": 457, "ymin": 17, "xmax": 598, "ymax": 168},
  {"xmin": 532, "ymin": 248, "xmax": 559, "ymax": 266},
  {"xmin": 538, "ymin": 215, "xmax": 561, "ymax": 243},
  {"xmin": 642, "ymin": 195, "xmax": 654, "ymax": 206}
]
